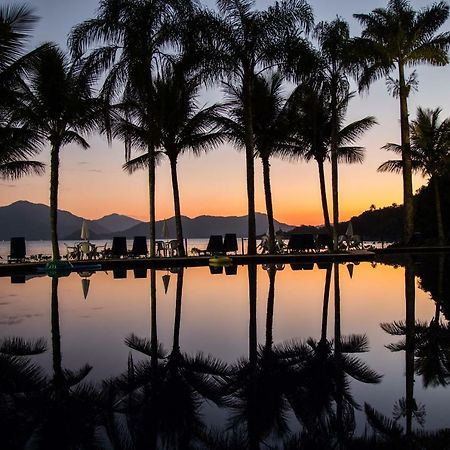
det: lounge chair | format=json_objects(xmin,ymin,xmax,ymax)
[
  {"xmin": 130, "ymin": 236, "xmax": 148, "ymax": 257},
  {"xmin": 8, "ymin": 237, "xmax": 27, "ymax": 263},
  {"xmin": 257, "ymin": 234, "xmax": 270, "ymax": 254},
  {"xmin": 287, "ymin": 234, "xmax": 317, "ymax": 253},
  {"xmin": 224, "ymin": 233, "xmax": 238, "ymax": 254},
  {"xmin": 111, "ymin": 237, "xmax": 128, "ymax": 258},
  {"xmin": 290, "ymin": 262, "xmax": 315, "ymax": 271},
  {"xmin": 317, "ymin": 233, "xmax": 333, "ymax": 251},
  {"xmin": 195, "ymin": 235, "xmax": 224, "ymax": 256}
]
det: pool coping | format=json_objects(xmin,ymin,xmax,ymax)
[{"xmin": 1, "ymin": 246, "xmax": 449, "ymax": 277}]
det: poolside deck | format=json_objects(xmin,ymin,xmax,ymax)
[{"xmin": 1, "ymin": 246, "xmax": 449, "ymax": 277}]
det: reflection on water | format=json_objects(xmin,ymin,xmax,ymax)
[{"xmin": 1, "ymin": 256, "xmax": 450, "ymax": 448}]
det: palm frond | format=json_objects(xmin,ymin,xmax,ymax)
[
  {"xmin": 364, "ymin": 403, "xmax": 404, "ymax": 438},
  {"xmin": 0, "ymin": 337, "xmax": 47, "ymax": 355}
]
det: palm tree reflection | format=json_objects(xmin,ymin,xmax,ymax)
[{"xmin": 109, "ymin": 267, "xmax": 228, "ymax": 449}]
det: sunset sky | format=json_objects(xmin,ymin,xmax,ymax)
[{"xmin": 2, "ymin": 0, "xmax": 449, "ymax": 226}]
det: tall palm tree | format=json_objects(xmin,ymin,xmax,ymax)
[
  {"xmin": 0, "ymin": 4, "xmax": 46, "ymax": 180},
  {"xmin": 218, "ymin": 73, "xmax": 297, "ymax": 253},
  {"xmin": 313, "ymin": 18, "xmax": 359, "ymax": 250},
  {"xmin": 194, "ymin": 0, "xmax": 313, "ymax": 254},
  {"xmin": 123, "ymin": 62, "xmax": 224, "ymax": 256},
  {"xmin": 354, "ymin": 0, "xmax": 450, "ymax": 244},
  {"xmin": 10, "ymin": 46, "xmax": 102, "ymax": 261},
  {"xmin": 379, "ymin": 107, "xmax": 450, "ymax": 245},
  {"xmin": 70, "ymin": 0, "xmax": 197, "ymax": 257},
  {"xmin": 287, "ymin": 83, "xmax": 376, "ymax": 236}
]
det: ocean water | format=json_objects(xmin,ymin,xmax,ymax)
[{"xmin": 1, "ymin": 254, "xmax": 449, "ymax": 448}]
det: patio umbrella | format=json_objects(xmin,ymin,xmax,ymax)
[
  {"xmin": 81, "ymin": 220, "xmax": 89, "ymax": 240},
  {"xmin": 162, "ymin": 219, "xmax": 169, "ymax": 239},
  {"xmin": 345, "ymin": 221, "xmax": 353, "ymax": 237},
  {"xmin": 81, "ymin": 278, "xmax": 90, "ymax": 299}
]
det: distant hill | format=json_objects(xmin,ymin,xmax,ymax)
[
  {"xmin": 123, "ymin": 212, "xmax": 295, "ymax": 239},
  {"xmin": 93, "ymin": 213, "xmax": 142, "ymax": 233},
  {"xmin": 0, "ymin": 201, "xmax": 296, "ymax": 240},
  {"xmin": 0, "ymin": 201, "xmax": 109, "ymax": 240}
]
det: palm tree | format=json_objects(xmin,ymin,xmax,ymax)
[
  {"xmin": 313, "ymin": 18, "xmax": 359, "ymax": 250},
  {"xmin": 354, "ymin": 0, "xmax": 450, "ymax": 244},
  {"xmin": 0, "ymin": 4, "xmax": 46, "ymax": 180},
  {"xmin": 379, "ymin": 107, "xmax": 450, "ymax": 245},
  {"xmin": 218, "ymin": 73, "xmax": 298, "ymax": 253},
  {"xmin": 194, "ymin": 0, "xmax": 313, "ymax": 254},
  {"xmin": 70, "ymin": 0, "xmax": 197, "ymax": 257},
  {"xmin": 10, "ymin": 46, "xmax": 102, "ymax": 261},
  {"xmin": 123, "ymin": 61, "xmax": 224, "ymax": 256},
  {"xmin": 287, "ymin": 82, "xmax": 376, "ymax": 236}
]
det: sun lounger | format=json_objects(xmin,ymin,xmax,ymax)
[
  {"xmin": 224, "ymin": 233, "xmax": 238, "ymax": 254},
  {"xmin": 287, "ymin": 234, "xmax": 317, "ymax": 253},
  {"xmin": 111, "ymin": 237, "xmax": 128, "ymax": 258},
  {"xmin": 130, "ymin": 236, "xmax": 148, "ymax": 257},
  {"xmin": 8, "ymin": 237, "xmax": 27, "ymax": 263},
  {"xmin": 317, "ymin": 233, "xmax": 333, "ymax": 251}
]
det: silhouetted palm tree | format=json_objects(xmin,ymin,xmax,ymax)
[
  {"xmin": 354, "ymin": 0, "xmax": 450, "ymax": 244},
  {"xmin": 194, "ymin": 0, "xmax": 313, "ymax": 254},
  {"xmin": 123, "ymin": 61, "xmax": 225, "ymax": 256},
  {"xmin": 70, "ymin": 0, "xmax": 197, "ymax": 257},
  {"xmin": 218, "ymin": 73, "xmax": 298, "ymax": 253},
  {"xmin": 10, "ymin": 46, "xmax": 102, "ymax": 260},
  {"xmin": 0, "ymin": 4, "xmax": 46, "ymax": 180},
  {"xmin": 379, "ymin": 107, "xmax": 450, "ymax": 245},
  {"xmin": 287, "ymin": 83, "xmax": 376, "ymax": 235},
  {"xmin": 314, "ymin": 18, "xmax": 358, "ymax": 250}
]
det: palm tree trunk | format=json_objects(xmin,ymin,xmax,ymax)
[
  {"xmin": 398, "ymin": 63, "xmax": 414, "ymax": 244},
  {"xmin": 169, "ymin": 156, "xmax": 185, "ymax": 256},
  {"xmin": 320, "ymin": 265, "xmax": 332, "ymax": 342},
  {"xmin": 317, "ymin": 159, "xmax": 332, "ymax": 235},
  {"xmin": 432, "ymin": 177, "xmax": 445, "ymax": 245},
  {"xmin": 148, "ymin": 146, "xmax": 156, "ymax": 257},
  {"xmin": 330, "ymin": 83, "xmax": 339, "ymax": 251},
  {"xmin": 265, "ymin": 266, "xmax": 276, "ymax": 350},
  {"xmin": 244, "ymin": 76, "xmax": 257, "ymax": 255},
  {"xmin": 51, "ymin": 277, "xmax": 64, "ymax": 401},
  {"xmin": 172, "ymin": 268, "xmax": 184, "ymax": 352},
  {"xmin": 405, "ymin": 261, "xmax": 415, "ymax": 437},
  {"xmin": 262, "ymin": 157, "xmax": 275, "ymax": 254},
  {"xmin": 50, "ymin": 143, "xmax": 61, "ymax": 260}
]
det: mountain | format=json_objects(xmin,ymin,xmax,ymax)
[
  {"xmin": 124, "ymin": 212, "xmax": 294, "ymax": 239},
  {"xmin": 0, "ymin": 201, "xmax": 109, "ymax": 240},
  {"xmin": 93, "ymin": 213, "xmax": 142, "ymax": 233},
  {"xmin": 0, "ymin": 201, "xmax": 297, "ymax": 240}
]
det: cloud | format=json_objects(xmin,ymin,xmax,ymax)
[
  {"xmin": 78, "ymin": 161, "xmax": 89, "ymax": 165},
  {"xmin": 88, "ymin": 169, "xmax": 103, "ymax": 173},
  {"xmin": 0, "ymin": 183, "xmax": 16, "ymax": 188}
]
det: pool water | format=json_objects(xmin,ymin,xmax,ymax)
[{"xmin": 1, "ymin": 254, "xmax": 449, "ymax": 448}]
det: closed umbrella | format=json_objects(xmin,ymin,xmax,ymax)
[
  {"xmin": 345, "ymin": 221, "xmax": 353, "ymax": 238},
  {"xmin": 81, "ymin": 220, "xmax": 89, "ymax": 240},
  {"xmin": 162, "ymin": 219, "xmax": 169, "ymax": 239}
]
